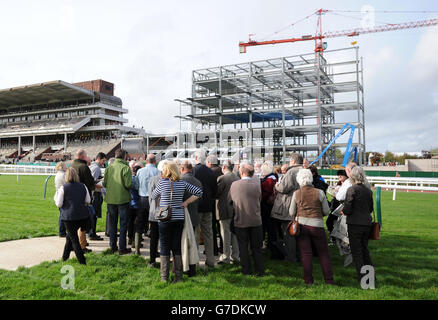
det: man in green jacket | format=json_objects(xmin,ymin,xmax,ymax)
[{"xmin": 103, "ymin": 149, "xmax": 132, "ymax": 254}]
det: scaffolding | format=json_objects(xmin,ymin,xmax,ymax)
[{"xmin": 169, "ymin": 47, "xmax": 366, "ymax": 166}]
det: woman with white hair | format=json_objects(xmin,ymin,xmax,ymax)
[
  {"xmin": 289, "ymin": 169, "xmax": 334, "ymax": 286},
  {"xmin": 342, "ymin": 166, "xmax": 374, "ymax": 285}
]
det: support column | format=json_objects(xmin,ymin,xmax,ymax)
[
  {"xmin": 18, "ymin": 136, "xmax": 21, "ymax": 158},
  {"xmin": 316, "ymin": 53, "xmax": 323, "ymax": 167},
  {"xmin": 361, "ymin": 56, "xmax": 366, "ymax": 166},
  {"xmin": 64, "ymin": 133, "xmax": 67, "ymax": 152},
  {"xmin": 355, "ymin": 47, "xmax": 362, "ymax": 166},
  {"xmin": 32, "ymin": 135, "xmax": 36, "ymax": 159},
  {"xmin": 281, "ymin": 58, "xmax": 287, "ymax": 164},
  {"xmin": 146, "ymin": 134, "xmax": 149, "ymax": 154}
]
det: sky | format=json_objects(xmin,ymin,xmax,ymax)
[{"xmin": 0, "ymin": 0, "xmax": 437, "ymax": 153}]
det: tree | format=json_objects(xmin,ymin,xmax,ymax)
[
  {"xmin": 394, "ymin": 153, "xmax": 419, "ymax": 164},
  {"xmin": 384, "ymin": 151, "xmax": 395, "ymax": 163},
  {"xmin": 369, "ymin": 152, "xmax": 383, "ymax": 166},
  {"xmin": 335, "ymin": 148, "xmax": 344, "ymax": 163}
]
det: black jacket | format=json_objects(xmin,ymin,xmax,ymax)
[
  {"xmin": 181, "ymin": 172, "xmax": 203, "ymax": 227},
  {"xmin": 343, "ymin": 184, "xmax": 373, "ymax": 226},
  {"xmin": 71, "ymin": 159, "xmax": 95, "ymax": 195},
  {"xmin": 60, "ymin": 183, "xmax": 90, "ymax": 221},
  {"xmin": 312, "ymin": 175, "xmax": 328, "ymax": 194},
  {"xmin": 193, "ymin": 163, "xmax": 218, "ymax": 213}
]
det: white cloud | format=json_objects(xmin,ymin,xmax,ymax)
[{"xmin": 410, "ymin": 27, "xmax": 438, "ymax": 82}]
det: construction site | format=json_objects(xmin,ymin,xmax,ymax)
[{"xmin": 144, "ymin": 46, "xmax": 364, "ymax": 166}]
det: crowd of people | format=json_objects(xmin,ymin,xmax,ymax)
[{"xmin": 53, "ymin": 148, "xmax": 376, "ymax": 286}]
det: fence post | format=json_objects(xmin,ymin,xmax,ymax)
[
  {"xmin": 43, "ymin": 175, "xmax": 53, "ymax": 199},
  {"xmin": 376, "ymin": 186, "xmax": 382, "ymax": 227}
]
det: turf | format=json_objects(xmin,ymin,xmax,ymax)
[
  {"xmin": 0, "ymin": 175, "xmax": 106, "ymax": 242},
  {"xmin": 0, "ymin": 175, "xmax": 437, "ymax": 299}
]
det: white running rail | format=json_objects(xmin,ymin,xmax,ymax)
[
  {"xmin": 322, "ymin": 175, "xmax": 438, "ymax": 200},
  {"xmin": 0, "ymin": 165, "xmax": 56, "ymax": 175}
]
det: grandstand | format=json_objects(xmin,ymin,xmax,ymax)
[{"xmin": 0, "ymin": 79, "xmax": 144, "ymax": 164}]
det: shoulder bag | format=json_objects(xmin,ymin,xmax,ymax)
[
  {"xmin": 369, "ymin": 209, "xmax": 380, "ymax": 240},
  {"xmin": 156, "ymin": 181, "xmax": 173, "ymax": 222},
  {"xmin": 287, "ymin": 189, "xmax": 301, "ymax": 237}
]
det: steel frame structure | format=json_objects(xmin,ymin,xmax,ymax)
[{"xmin": 173, "ymin": 46, "xmax": 365, "ymax": 166}]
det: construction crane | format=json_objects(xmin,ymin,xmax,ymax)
[{"xmin": 239, "ymin": 9, "xmax": 438, "ymax": 53}]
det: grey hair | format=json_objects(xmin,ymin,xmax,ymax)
[
  {"xmin": 260, "ymin": 161, "xmax": 274, "ymax": 178},
  {"xmin": 206, "ymin": 154, "xmax": 218, "ymax": 165},
  {"xmin": 349, "ymin": 166, "xmax": 366, "ymax": 185},
  {"xmin": 346, "ymin": 162, "xmax": 358, "ymax": 171},
  {"xmin": 290, "ymin": 153, "xmax": 303, "ymax": 165},
  {"xmin": 296, "ymin": 169, "xmax": 313, "ymax": 187},
  {"xmin": 222, "ymin": 159, "xmax": 234, "ymax": 172},
  {"xmin": 194, "ymin": 150, "xmax": 206, "ymax": 164}
]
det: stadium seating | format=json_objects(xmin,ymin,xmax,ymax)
[{"xmin": 0, "ymin": 117, "xmax": 89, "ymax": 134}]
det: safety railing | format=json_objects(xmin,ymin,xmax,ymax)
[{"xmin": 0, "ymin": 165, "xmax": 56, "ymax": 175}]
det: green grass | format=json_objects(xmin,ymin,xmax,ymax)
[
  {"xmin": 0, "ymin": 175, "xmax": 437, "ymax": 299},
  {"xmin": 0, "ymin": 175, "xmax": 106, "ymax": 242}
]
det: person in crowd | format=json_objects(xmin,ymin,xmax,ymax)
[
  {"xmin": 289, "ymin": 169, "xmax": 334, "ymax": 286},
  {"xmin": 274, "ymin": 165, "xmax": 282, "ymax": 176},
  {"xmin": 270, "ymin": 153, "xmax": 303, "ymax": 263},
  {"xmin": 104, "ymin": 157, "xmax": 115, "ymax": 237},
  {"xmin": 193, "ymin": 150, "xmax": 218, "ymax": 268},
  {"xmin": 229, "ymin": 163, "xmax": 264, "ymax": 277},
  {"xmin": 88, "ymin": 152, "xmax": 107, "ymax": 241},
  {"xmin": 55, "ymin": 161, "xmax": 67, "ymax": 237},
  {"xmin": 136, "ymin": 154, "xmax": 159, "ymax": 244},
  {"xmin": 180, "ymin": 160, "xmax": 203, "ymax": 276},
  {"xmin": 206, "ymin": 154, "xmax": 223, "ymax": 256},
  {"xmin": 206, "ymin": 154, "xmax": 222, "ymax": 177},
  {"xmin": 303, "ymin": 158, "xmax": 310, "ymax": 169},
  {"xmin": 333, "ymin": 162, "xmax": 359, "ymax": 267},
  {"xmin": 260, "ymin": 161, "xmax": 280, "ymax": 259},
  {"xmin": 335, "ymin": 162, "xmax": 356, "ymax": 203},
  {"xmin": 215, "ymin": 159, "xmax": 240, "ymax": 265},
  {"xmin": 326, "ymin": 169, "xmax": 348, "ymax": 239},
  {"xmin": 281, "ymin": 164, "xmax": 288, "ymax": 175},
  {"xmin": 254, "ymin": 162, "xmax": 262, "ymax": 178},
  {"xmin": 309, "ymin": 165, "xmax": 328, "ymax": 194},
  {"xmin": 147, "ymin": 160, "xmax": 167, "ymax": 268},
  {"xmin": 342, "ymin": 166, "xmax": 375, "ymax": 285},
  {"xmin": 128, "ymin": 164, "xmax": 142, "ymax": 253},
  {"xmin": 151, "ymin": 161, "xmax": 202, "ymax": 282},
  {"xmin": 103, "ymin": 149, "xmax": 132, "ymax": 255},
  {"xmin": 71, "ymin": 149, "xmax": 95, "ymax": 253},
  {"xmin": 129, "ymin": 160, "xmax": 136, "ymax": 172},
  {"xmin": 54, "ymin": 167, "xmax": 91, "ymax": 265}
]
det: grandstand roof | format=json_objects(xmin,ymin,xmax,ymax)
[{"xmin": 0, "ymin": 80, "xmax": 95, "ymax": 108}]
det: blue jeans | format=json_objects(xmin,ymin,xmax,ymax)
[
  {"xmin": 107, "ymin": 203, "xmax": 129, "ymax": 250},
  {"xmin": 158, "ymin": 220, "xmax": 184, "ymax": 256}
]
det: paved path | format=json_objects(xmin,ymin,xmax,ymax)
[{"xmin": 0, "ymin": 233, "xmax": 209, "ymax": 271}]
